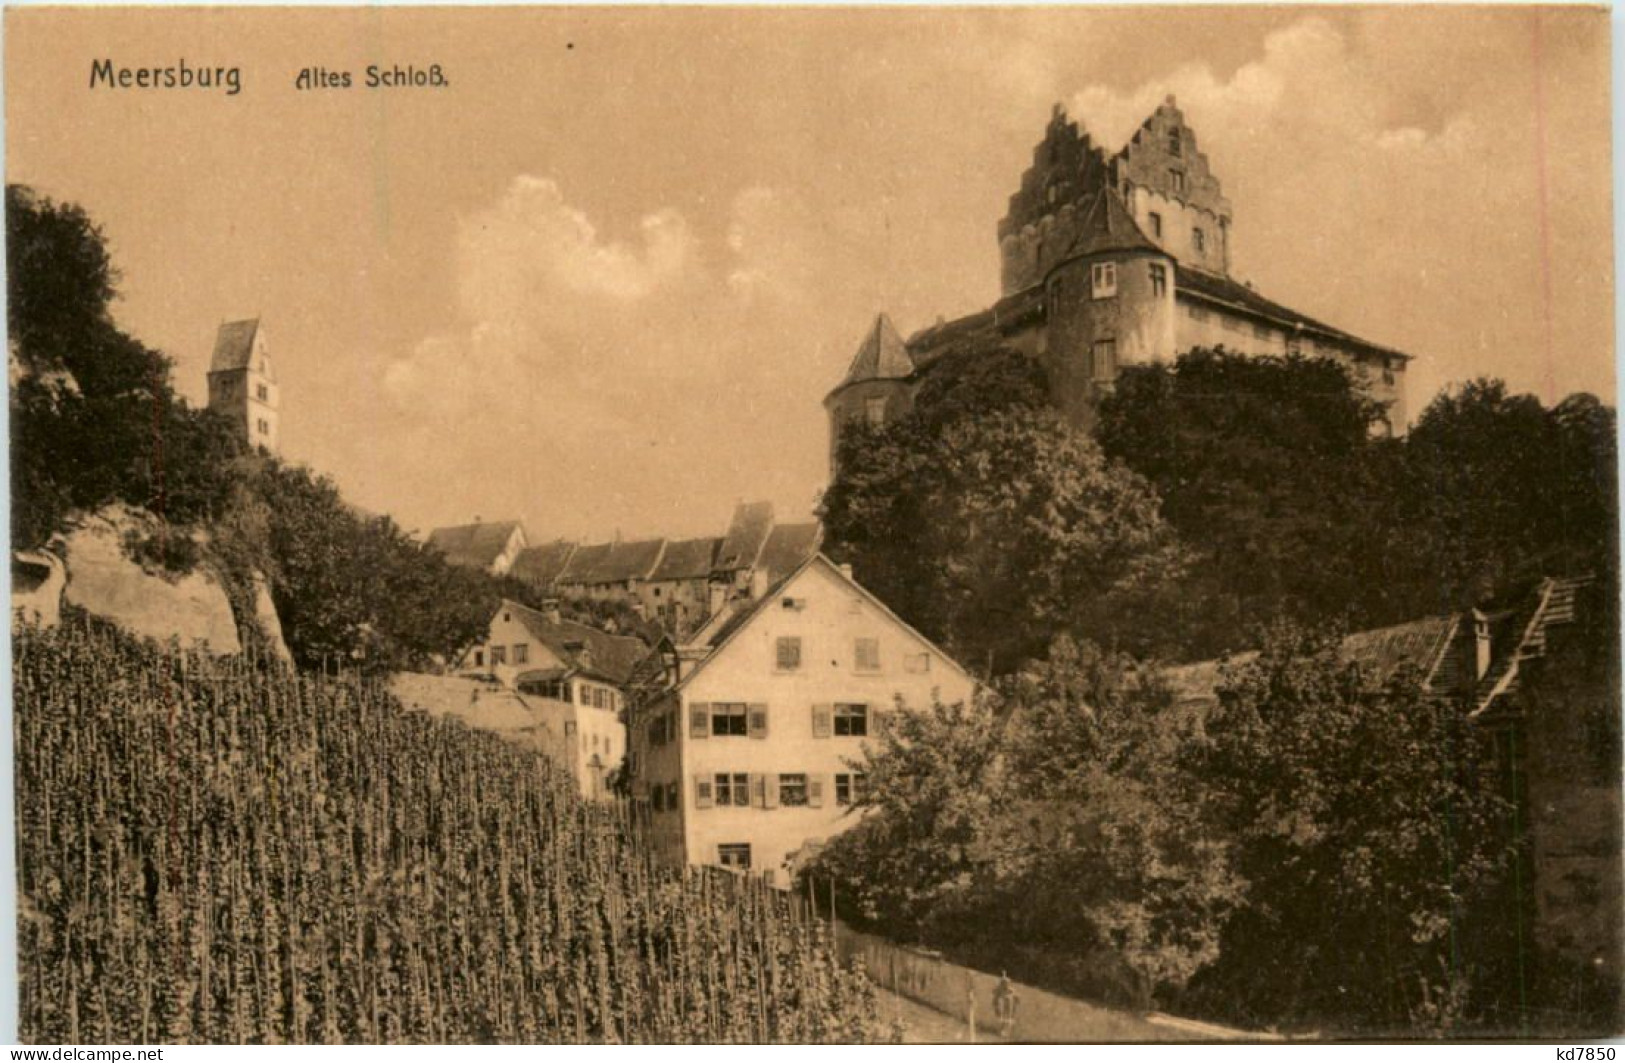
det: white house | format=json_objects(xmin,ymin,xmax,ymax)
[
  {"xmin": 458, "ymin": 599, "xmax": 648, "ymax": 800},
  {"xmin": 629, "ymin": 554, "xmax": 977, "ymax": 883}
]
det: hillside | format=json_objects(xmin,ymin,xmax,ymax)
[{"xmin": 14, "ymin": 615, "xmax": 880, "ymax": 1043}]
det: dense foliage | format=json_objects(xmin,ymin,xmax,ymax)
[
  {"xmin": 16, "ymin": 617, "xmax": 880, "ymax": 1043},
  {"xmin": 820, "ymin": 348, "xmax": 1187, "ymax": 674},
  {"xmin": 809, "ymin": 629, "xmax": 1514, "ymax": 1034}
]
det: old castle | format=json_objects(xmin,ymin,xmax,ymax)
[{"xmin": 825, "ymin": 98, "xmax": 1412, "ymax": 462}]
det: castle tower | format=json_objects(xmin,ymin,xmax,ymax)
[
  {"xmin": 823, "ymin": 313, "xmax": 914, "ymax": 474},
  {"xmin": 1109, "ymin": 95, "xmax": 1233, "ymax": 276},
  {"xmin": 207, "ymin": 318, "xmax": 279, "ymax": 453}
]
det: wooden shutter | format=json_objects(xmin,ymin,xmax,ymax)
[
  {"xmin": 808, "ymin": 775, "xmax": 825, "ymax": 809},
  {"xmin": 694, "ymin": 775, "xmax": 713, "ymax": 809},
  {"xmin": 764, "ymin": 773, "xmax": 780, "ymax": 809},
  {"xmin": 748, "ymin": 703, "xmax": 769, "ymax": 739},
  {"xmin": 812, "ymin": 703, "xmax": 832, "ymax": 738},
  {"xmin": 750, "ymin": 773, "xmax": 767, "ymax": 808},
  {"xmin": 871, "ymin": 707, "xmax": 888, "ymax": 741},
  {"xmin": 689, "ymin": 702, "xmax": 710, "ymax": 739}
]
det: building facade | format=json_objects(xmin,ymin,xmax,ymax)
[
  {"xmin": 826, "ymin": 98, "xmax": 1413, "ymax": 468},
  {"xmin": 628, "ymin": 554, "xmax": 976, "ymax": 884},
  {"xmin": 207, "ymin": 318, "xmax": 280, "ymax": 453},
  {"xmin": 426, "ymin": 520, "xmax": 529, "ymax": 576},
  {"xmin": 457, "ymin": 599, "xmax": 648, "ymax": 799}
]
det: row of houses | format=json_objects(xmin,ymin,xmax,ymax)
[{"xmin": 427, "ymin": 501, "xmax": 821, "ymax": 636}]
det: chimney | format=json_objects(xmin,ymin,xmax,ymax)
[
  {"xmin": 749, "ymin": 567, "xmax": 770, "ymax": 601},
  {"xmin": 1473, "ymin": 610, "xmax": 1492, "ymax": 681},
  {"xmin": 543, "ymin": 598, "xmax": 562, "ymax": 625}
]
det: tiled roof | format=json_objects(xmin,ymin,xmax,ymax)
[
  {"xmin": 714, "ymin": 501, "xmax": 776, "ymax": 573},
  {"xmin": 1059, "ymin": 188, "xmax": 1161, "ymax": 260},
  {"xmin": 557, "ymin": 541, "xmax": 614, "ymax": 585},
  {"xmin": 1175, "ymin": 266, "xmax": 1409, "ymax": 361},
  {"xmin": 501, "ymin": 599, "xmax": 650, "ymax": 685},
  {"xmin": 428, "ymin": 521, "xmax": 523, "ymax": 571},
  {"xmin": 838, "ymin": 313, "xmax": 914, "ymax": 388},
  {"xmin": 561, "ymin": 539, "xmax": 666, "ymax": 586},
  {"xmin": 510, "ymin": 540, "xmax": 577, "ymax": 588},
  {"xmin": 649, "ymin": 537, "xmax": 720, "ymax": 582},
  {"xmin": 757, "ymin": 522, "xmax": 823, "ymax": 585},
  {"xmin": 210, "ymin": 319, "xmax": 260, "ymax": 373}
]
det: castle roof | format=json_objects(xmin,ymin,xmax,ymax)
[
  {"xmin": 649, "ymin": 536, "xmax": 721, "ymax": 582},
  {"xmin": 210, "ymin": 318, "xmax": 262, "ymax": 374},
  {"xmin": 510, "ymin": 540, "xmax": 578, "ymax": 588},
  {"xmin": 837, "ymin": 313, "xmax": 914, "ymax": 389},
  {"xmin": 1059, "ymin": 188, "xmax": 1162, "ymax": 261},
  {"xmin": 428, "ymin": 520, "xmax": 524, "ymax": 571},
  {"xmin": 714, "ymin": 500, "xmax": 777, "ymax": 573},
  {"xmin": 1175, "ymin": 266, "xmax": 1411, "ymax": 361},
  {"xmin": 756, "ymin": 521, "xmax": 824, "ymax": 585}
]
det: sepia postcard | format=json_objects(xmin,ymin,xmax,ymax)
[{"xmin": 3, "ymin": 3, "xmax": 1620, "ymax": 1048}]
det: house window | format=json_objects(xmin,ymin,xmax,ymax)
[
  {"xmin": 512, "ymin": 643, "xmax": 529, "ymax": 665},
  {"xmin": 1169, "ymin": 170, "xmax": 1185, "ymax": 194},
  {"xmin": 854, "ymin": 637, "xmax": 880, "ymax": 672},
  {"xmin": 1150, "ymin": 263, "xmax": 1167, "ymax": 298},
  {"xmin": 718, "ymin": 844, "xmax": 752, "ymax": 870},
  {"xmin": 905, "ymin": 652, "xmax": 930, "ymax": 674},
  {"xmin": 474, "ymin": 650, "xmax": 484, "ymax": 667},
  {"xmin": 776, "ymin": 636, "xmax": 802, "ymax": 671},
  {"xmin": 1091, "ymin": 261, "xmax": 1117, "ymax": 299},
  {"xmin": 865, "ymin": 397, "xmax": 887, "ymax": 427},
  {"xmin": 653, "ymin": 784, "xmax": 666, "ymax": 812},
  {"xmin": 834, "ymin": 703, "xmax": 869, "ymax": 737},
  {"xmin": 1148, "ymin": 211, "xmax": 1162, "ymax": 238},
  {"xmin": 714, "ymin": 773, "xmax": 750, "ymax": 807},
  {"xmin": 1167, "ymin": 129, "xmax": 1181, "ymax": 156},
  {"xmin": 711, "ymin": 703, "xmax": 749, "ymax": 737},
  {"xmin": 1092, "ymin": 339, "xmax": 1118, "ymax": 382},
  {"xmin": 1193, "ymin": 227, "xmax": 1206, "ymax": 254},
  {"xmin": 491, "ymin": 646, "xmax": 508, "ymax": 666},
  {"xmin": 836, "ymin": 773, "xmax": 867, "ymax": 807},
  {"xmin": 778, "ymin": 773, "xmax": 809, "ymax": 807},
  {"xmin": 781, "ymin": 597, "xmax": 806, "ymax": 611}
]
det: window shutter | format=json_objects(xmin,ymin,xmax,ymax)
[
  {"xmin": 812, "ymin": 703, "xmax": 832, "ymax": 738},
  {"xmin": 690, "ymin": 703, "xmax": 710, "ymax": 739},
  {"xmin": 748, "ymin": 703, "xmax": 769, "ymax": 739},
  {"xmin": 750, "ymin": 773, "xmax": 767, "ymax": 809},
  {"xmin": 808, "ymin": 775, "xmax": 825, "ymax": 809},
  {"xmin": 871, "ymin": 708, "xmax": 888, "ymax": 741},
  {"xmin": 764, "ymin": 773, "xmax": 780, "ymax": 809},
  {"xmin": 694, "ymin": 775, "xmax": 713, "ymax": 809}
]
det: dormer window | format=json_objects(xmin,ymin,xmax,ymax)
[{"xmin": 1091, "ymin": 261, "xmax": 1118, "ymax": 299}]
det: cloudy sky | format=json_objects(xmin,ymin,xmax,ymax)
[{"xmin": 6, "ymin": 6, "xmax": 1612, "ymax": 541}]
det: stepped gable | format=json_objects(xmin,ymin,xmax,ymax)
[
  {"xmin": 714, "ymin": 501, "xmax": 776, "ymax": 574},
  {"xmin": 837, "ymin": 313, "xmax": 914, "ymax": 388},
  {"xmin": 1111, "ymin": 95, "xmax": 1231, "ymax": 224},
  {"xmin": 510, "ymin": 540, "xmax": 578, "ymax": 588},
  {"xmin": 998, "ymin": 103, "xmax": 1113, "ymax": 240},
  {"xmin": 649, "ymin": 537, "xmax": 721, "ymax": 582},
  {"xmin": 428, "ymin": 520, "xmax": 522, "ymax": 571},
  {"xmin": 210, "ymin": 318, "xmax": 261, "ymax": 373}
]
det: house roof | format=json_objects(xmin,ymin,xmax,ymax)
[
  {"xmin": 556, "ymin": 541, "xmax": 615, "ymax": 585},
  {"xmin": 210, "ymin": 318, "xmax": 261, "ymax": 374},
  {"xmin": 500, "ymin": 598, "xmax": 650, "ymax": 685},
  {"xmin": 1175, "ymin": 265, "xmax": 1410, "ymax": 362},
  {"xmin": 674, "ymin": 553, "xmax": 976, "ymax": 693},
  {"xmin": 650, "ymin": 536, "xmax": 720, "ymax": 582},
  {"xmin": 510, "ymin": 540, "xmax": 578, "ymax": 588},
  {"xmin": 1472, "ymin": 575, "xmax": 1595, "ymax": 717},
  {"xmin": 714, "ymin": 501, "xmax": 776, "ymax": 573},
  {"xmin": 838, "ymin": 313, "xmax": 915, "ymax": 389},
  {"xmin": 428, "ymin": 521, "xmax": 524, "ymax": 571},
  {"xmin": 757, "ymin": 522, "xmax": 823, "ymax": 585},
  {"xmin": 562, "ymin": 539, "xmax": 666, "ymax": 586}
]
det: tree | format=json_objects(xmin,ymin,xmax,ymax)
[
  {"xmin": 821, "ymin": 348, "xmax": 1187, "ymax": 674},
  {"xmin": 1186, "ymin": 624, "xmax": 1514, "ymax": 1032}
]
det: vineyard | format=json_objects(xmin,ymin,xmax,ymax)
[{"xmin": 15, "ymin": 616, "xmax": 881, "ymax": 1043}]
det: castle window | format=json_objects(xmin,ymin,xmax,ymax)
[
  {"xmin": 256, "ymin": 384, "xmax": 268, "ymax": 402},
  {"xmin": 1167, "ymin": 129, "xmax": 1181, "ymax": 156},
  {"xmin": 1091, "ymin": 261, "xmax": 1118, "ymax": 299},
  {"xmin": 1150, "ymin": 263, "xmax": 1168, "ymax": 298},
  {"xmin": 1092, "ymin": 339, "xmax": 1118, "ymax": 382},
  {"xmin": 865, "ymin": 397, "xmax": 887, "ymax": 427},
  {"xmin": 1148, "ymin": 212, "xmax": 1162, "ymax": 238},
  {"xmin": 256, "ymin": 418, "xmax": 270, "ymax": 436},
  {"xmin": 1193, "ymin": 227, "xmax": 1206, "ymax": 253},
  {"xmin": 1169, "ymin": 170, "xmax": 1186, "ymax": 194}
]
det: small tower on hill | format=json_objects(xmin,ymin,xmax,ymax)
[{"xmin": 207, "ymin": 318, "xmax": 280, "ymax": 453}]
